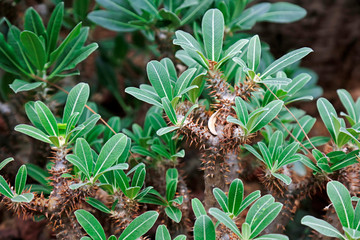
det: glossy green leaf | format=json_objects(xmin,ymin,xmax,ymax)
[
  {"xmin": 118, "ymin": 211, "xmax": 159, "ymax": 240},
  {"xmin": 237, "ymin": 190, "xmax": 261, "ymax": 216},
  {"xmin": 162, "ymin": 97, "xmax": 177, "ymax": 125},
  {"xmin": 20, "ymin": 31, "xmax": 46, "ymax": 70},
  {"xmin": 15, "ymin": 124, "xmax": 51, "ymax": 143},
  {"xmin": 35, "ymin": 101, "xmax": 58, "ymax": 136},
  {"xmin": 327, "ymin": 181, "xmax": 354, "ymax": 228},
  {"xmin": 125, "ymin": 87, "xmax": 162, "ymax": 108},
  {"xmin": 250, "ymin": 100, "xmax": 283, "ymax": 132},
  {"xmin": 202, "ymin": 9, "xmax": 224, "ymax": 61},
  {"xmin": 194, "ymin": 215, "xmax": 216, "ymax": 240},
  {"xmin": 0, "ymin": 157, "xmax": 14, "ymax": 171},
  {"xmin": 147, "ymin": 61, "xmax": 173, "ymax": 100},
  {"xmin": 86, "ymin": 197, "xmax": 111, "ymax": 214},
  {"xmin": 47, "ymin": 2, "xmax": 64, "ymax": 54},
  {"xmin": 301, "ymin": 216, "xmax": 345, "ymax": 239},
  {"xmin": 156, "ymin": 225, "xmax": 171, "ymax": 240},
  {"xmin": 75, "ymin": 209, "xmax": 106, "ymax": 240},
  {"xmin": 209, "ymin": 208, "xmax": 242, "ymax": 237},
  {"xmin": 24, "ymin": 7, "xmax": 46, "ymax": 36},
  {"xmin": 192, "ymin": 198, "xmax": 207, "ymax": 218},
  {"xmin": 165, "ymin": 206, "xmax": 182, "ymax": 223},
  {"xmin": 11, "ymin": 193, "xmax": 34, "ymax": 203},
  {"xmin": 15, "ymin": 165, "xmax": 27, "ymax": 194},
  {"xmin": 228, "ymin": 179, "xmax": 243, "ymax": 215},
  {"xmin": 0, "ymin": 176, "xmax": 14, "ymax": 198},
  {"xmin": 261, "ymin": 48, "xmax": 313, "ymax": 79},
  {"xmin": 63, "ymin": 83, "xmax": 90, "ymax": 124},
  {"xmin": 258, "ymin": 2, "xmax": 306, "ymax": 23},
  {"xmin": 9, "ymin": 79, "xmax": 42, "ymax": 93},
  {"xmin": 247, "ymin": 35, "xmax": 261, "ymax": 71},
  {"xmin": 317, "ymin": 98, "xmax": 338, "ymax": 142}
]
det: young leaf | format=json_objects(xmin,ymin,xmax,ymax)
[
  {"xmin": 156, "ymin": 225, "xmax": 171, "ymax": 240},
  {"xmin": 202, "ymin": 9, "xmax": 224, "ymax": 61},
  {"xmin": 75, "ymin": 209, "xmax": 106, "ymax": 240},
  {"xmin": 162, "ymin": 97, "xmax": 178, "ymax": 125},
  {"xmin": 93, "ymin": 133, "xmax": 128, "ymax": 177},
  {"xmin": 63, "ymin": 83, "xmax": 90, "ymax": 124},
  {"xmin": 0, "ymin": 176, "xmax": 14, "ymax": 198},
  {"xmin": 20, "ymin": 31, "xmax": 46, "ymax": 70},
  {"xmin": 260, "ymin": 48, "xmax": 313, "ymax": 79},
  {"xmin": 15, "ymin": 124, "xmax": 51, "ymax": 144},
  {"xmin": 35, "ymin": 101, "xmax": 59, "ymax": 136},
  {"xmin": 247, "ymin": 35, "xmax": 261, "ymax": 71},
  {"xmin": 213, "ymin": 188, "xmax": 229, "ymax": 213},
  {"xmin": 301, "ymin": 216, "xmax": 345, "ymax": 239},
  {"xmin": 337, "ymin": 89, "xmax": 357, "ymax": 123},
  {"xmin": 118, "ymin": 211, "xmax": 159, "ymax": 240},
  {"xmin": 15, "ymin": 165, "xmax": 27, "ymax": 195},
  {"xmin": 194, "ymin": 215, "xmax": 216, "ymax": 240}
]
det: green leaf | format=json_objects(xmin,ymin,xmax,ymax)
[
  {"xmin": 192, "ymin": 198, "xmax": 207, "ymax": 218},
  {"xmin": 249, "ymin": 100, "xmax": 283, "ymax": 133},
  {"xmin": 261, "ymin": 48, "xmax": 313, "ymax": 79},
  {"xmin": 327, "ymin": 181, "xmax": 354, "ymax": 228},
  {"xmin": 47, "ymin": 2, "xmax": 64, "ymax": 54},
  {"xmin": 35, "ymin": 101, "xmax": 58, "ymax": 136},
  {"xmin": 272, "ymin": 173, "xmax": 291, "ymax": 185},
  {"xmin": 301, "ymin": 216, "xmax": 345, "ymax": 239},
  {"xmin": 11, "ymin": 193, "xmax": 34, "ymax": 203},
  {"xmin": 69, "ymin": 114, "xmax": 100, "ymax": 142},
  {"xmin": 258, "ymin": 2, "xmax": 306, "ymax": 23},
  {"xmin": 343, "ymin": 227, "xmax": 360, "ymax": 239},
  {"xmin": 20, "ymin": 31, "xmax": 46, "ymax": 70},
  {"xmin": 202, "ymin": 9, "xmax": 224, "ymax": 61},
  {"xmin": 15, "ymin": 165, "xmax": 27, "ymax": 194},
  {"xmin": 259, "ymin": 78, "xmax": 291, "ymax": 86},
  {"xmin": 162, "ymin": 97, "xmax": 177, "ymax": 125},
  {"xmin": 213, "ymin": 188, "xmax": 229, "ymax": 213},
  {"xmin": 9, "ymin": 79, "xmax": 42, "ymax": 93},
  {"xmin": 156, "ymin": 225, "xmax": 171, "ymax": 240},
  {"xmin": 147, "ymin": 60, "xmax": 173, "ymax": 100},
  {"xmin": 337, "ymin": 89, "xmax": 357, "ymax": 123},
  {"xmin": 131, "ymin": 164, "xmax": 145, "ymax": 188},
  {"xmin": 237, "ymin": 190, "xmax": 261, "ymax": 216},
  {"xmin": 15, "ymin": 124, "xmax": 51, "ymax": 144},
  {"xmin": 180, "ymin": 0, "xmax": 212, "ymax": 25},
  {"xmin": 317, "ymin": 98, "xmax": 338, "ymax": 142},
  {"xmin": 26, "ymin": 163, "xmax": 50, "ymax": 186},
  {"xmin": 125, "ymin": 87, "xmax": 162, "ymax": 108},
  {"xmin": 25, "ymin": 101, "xmax": 45, "ymax": 132},
  {"xmin": 49, "ymin": 22, "xmax": 82, "ymax": 65},
  {"xmin": 24, "ymin": 7, "xmax": 46, "ymax": 37},
  {"xmin": 66, "ymin": 154, "xmax": 90, "ymax": 178},
  {"xmin": 247, "ymin": 35, "xmax": 261, "ymax": 71},
  {"xmin": 194, "ymin": 215, "xmax": 216, "ymax": 240},
  {"xmin": 0, "ymin": 176, "xmax": 14, "ymax": 198},
  {"xmin": 174, "ymin": 235, "xmax": 187, "ymax": 240},
  {"xmin": 0, "ymin": 157, "xmax": 14, "ymax": 171},
  {"xmin": 157, "ymin": 126, "xmax": 180, "ymax": 136},
  {"xmin": 86, "ymin": 197, "xmax": 111, "ymax": 214},
  {"xmin": 94, "ymin": 133, "xmax": 128, "ymax": 177},
  {"xmin": 165, "ymin": 206, "xmax": 182, "ymax": 223},
  {"xmin": 75, "ymin": 209, "xmax": 106, "ymax": 240},
  {"xmin": 228, "ymin": 179, "xmax": 243, "ymax": 215},
  {"xmin": 75, "ymin": 138, "xmax": 93, "ymax": 177},
  {"xmin": 283, "ymin": 73, "xmax": 311, "ymax": 96},
  {"xmin": 63, "ymin": 83, "xmax": 90, "ymax": 124},
  {"xmin": 234, "ymin": 97, "xmax": 249, "ymax": 125},
  {"xmin": 209, "ymin": 208, "xmax": 242, "ymax": 237},
  {"xmin": 255, "ymin": 234, "xmax": 289, "ymax": 240},
  {"xmin": 175, "ymin": 68, "xmax": 197, "ymax": 97},
  {"xmin": 104, "ymin": 117, "xmax": 121, "ymax": 142},
  {"xmin": 118, "ymin": 211, "xmax": 159, "ymax": 240}
]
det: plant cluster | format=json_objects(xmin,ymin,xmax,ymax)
[{"xmin": 0, "ymin": 0, "xmax": 359, "ymax": 240}]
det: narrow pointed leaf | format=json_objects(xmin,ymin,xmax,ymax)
[
  {"xmin": 15, "ymin": 165, "xmax": 27, "ymax": 194},
  {"xmin": 118, "ymin": 211, "xmax": 159, "ymax": 240},
  {"xmin": 75, "ymin": 209, "xmax": 106, "ymax": 240}
]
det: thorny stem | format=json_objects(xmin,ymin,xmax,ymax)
[
  {"xmin": 263, "ymin": 83, "xmax": 318, "ymax": 151},
  {"xmin": 31, "ymin": 75, "xmax": 117, "ymax": 135}
]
